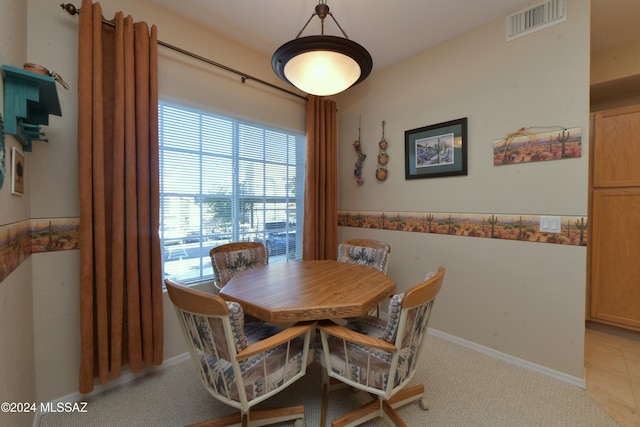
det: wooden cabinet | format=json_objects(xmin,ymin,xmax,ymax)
[
  {"xmin": 593, "ymin": 105, "xmax": 640, "ymax": 187},
  {"xmin": 590, "ymin": 105, "xmax": 640, "ymax": 330},
  {"xmin": 591, "ymin": 189, "xmax": 640, "ymax": 328}
]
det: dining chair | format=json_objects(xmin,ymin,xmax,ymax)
[
  {"xmin": 317, "ymin": 266, "xmax": 446, "ymax": 427},
  {"xmin": 165, "ymin": 278, "xmax": 315, "ymax": 427},
  {"xmin": 210, "ymin": 241, "xmax": 269, "ymax": 290},
  {"xmin": 337, "ymin": 238, "xmax": 391, "ymax": 273},
  {"xmin": 337, "ymin": 239, "xmax": 391, "ymax": 317}
]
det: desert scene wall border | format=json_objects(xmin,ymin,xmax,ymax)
[
  {"xmin": 339, "ymin": 210, "xmax": 587, "ymax": 247},
  {"xmin": 0, "ymin": 211, "xmax": 587, "ymax": 283}
]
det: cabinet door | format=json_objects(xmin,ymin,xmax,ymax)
[
  {"xmin": 590, "ymin": 188, "xmax": 640, "ymax": 328},
  {"xmin": 593, "ymin": 105, "xmax": 640, "ymax": 188}
]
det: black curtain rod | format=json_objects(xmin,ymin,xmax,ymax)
[{"xmin": 59, "ymin": 3, "xmax": 308, "ymax": 101}]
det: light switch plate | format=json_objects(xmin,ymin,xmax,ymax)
[{"xmin": 540, "ymin": 216, "xmax": 561, "ymax": 233}]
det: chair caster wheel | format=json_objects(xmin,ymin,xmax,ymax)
[
  {"xmin": 418, "ymin": 397, "xmax": 430, "ymax": 410},
  {"xmin": 294, "ymin": 418, "xmax": 306, "ymax": 427}
]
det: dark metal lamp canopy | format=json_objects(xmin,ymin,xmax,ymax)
[{"xmin": 272, "ymin": 1, "xmax": 373, "ymax": 96}]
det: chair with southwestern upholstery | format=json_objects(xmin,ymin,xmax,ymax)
[
  {"xmin": 210, "ymin": 242, "xmax": 269, "ymax": 291},
  {"xmin": 337, "ymin": 238, "xmax": 391, "ymax": 274},
  {"xmin": 337, "ymin": 239, "xmax": 391, "ymax": 317},
  {"xmin": 166, "ymin": 278, "xmax": 315, "ymax": 427},
  {"xmin": 317, "ymin": 267, "xmax": 446, "ymax": 427}
]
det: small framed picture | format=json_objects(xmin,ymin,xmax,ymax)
[
  {"xmin": 11, "ymin": 146, "xmax": 25, "ymax": 196},
  {"xmin": 405, "ymin": 117, "xmax": 468, "ymax": 179}
]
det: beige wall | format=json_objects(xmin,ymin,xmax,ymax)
[
  {"xmin": 590, "ymin": 38, "xmax": 640, "ymax": 111},
  {"xmin": 591, "ymin": 38, "xmax": 640, "ymax": 85},
  {"xmin": 0, "ymin": 0, "xmax": 37, "ymax": 426},
  {"xmin": 335, "ymin": 0, "xmax": 590, "ymax": 380}
]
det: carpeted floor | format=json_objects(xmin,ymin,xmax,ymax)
[{"xmin": 38, "ymin": 334, "xmax": 619, "ymax": 426}]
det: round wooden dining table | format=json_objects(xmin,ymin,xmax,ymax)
[{"xmin": 219, "ymin": 260, "xmax": 396, "ymax": 323}]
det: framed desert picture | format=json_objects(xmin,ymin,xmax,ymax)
[
  {"xmin": 11, "ymin": 146, "xmax": 25, "ymax": 196},
  {"xmin": 405, "ymin": 117, "xmax": 468, "ymax": 179},
  {"xmin": 492, "ymin": 127, "xmax": 582, "ymax": 166}
]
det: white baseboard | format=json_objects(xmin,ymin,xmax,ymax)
[
  {"xmin": 32, "ymin": 352, "xmax": 191, "ymax": 427},
  {"xmin": 428, "ymin": 328, "xmax": 586, "ymax": 389}
]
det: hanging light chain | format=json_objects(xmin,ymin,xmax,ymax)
[
  {"xmin": 327, "ymin": 12, "xmax": 350, "ymax": 39},
  {"xmin": 294, "ymin": 1, "xmax": 350, "ymax": 39},
  {"xmin": 295, "ymin": 14, "xmax": 318, "ymax": 38}
]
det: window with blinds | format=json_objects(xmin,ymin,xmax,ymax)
[{"xmin": 159, "ymin": 102, "xmax": 305, "ymax": 283}]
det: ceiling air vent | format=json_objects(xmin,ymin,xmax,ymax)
[{"xmin": 506, "ymin": 0, "xmax": 566, "ymax": 41}]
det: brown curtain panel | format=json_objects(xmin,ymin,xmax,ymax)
[
  {"xmin": 78, "ymin": 0, "xmax": 163, "ymax": 394},
  {"xmin": 303, "ymin": 96, "xmax": 338, "ymax": 260}
]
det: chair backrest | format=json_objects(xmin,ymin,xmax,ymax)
[
  {"xmin": 165, "ymin": 278, "xmax": 248, "ymax": 409},
  {"xmin": 209, "ymin": 241, "xmax": 268, "ymax": 290},
  {"xmin": 402, "ymin": 266, "xmax": 445, "ymax": 310},
  {"xmin": 386, "ymin": 266, "xmax": 445, "ymax": 392},
  {"xmin": 337, "ymin": 238, "xmax": 391, "ymax": 273}
]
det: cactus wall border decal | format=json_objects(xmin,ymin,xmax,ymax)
[
  {"xmin": 338, "ymin": 210, "xmax": 587, "ymax": 247},
  {"xmin": 0, "ymin": 211, "xmax": 588, "ymax": 284}
]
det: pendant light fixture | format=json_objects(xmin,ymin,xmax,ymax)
[{"xmin": 272, "ymin": 0, "xmax": 373, "ymax": 96}]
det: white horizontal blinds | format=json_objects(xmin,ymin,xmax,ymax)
[
  {"xmin": 201, "ymin": 115, "xmax": 234, "ymax": 242},
  {"xmin": 238, "ymin": 123, "xmax": 265, "ymax": 243},
  {"xmin": 159, "ymin": 101, "xmax": 305, "ymax": 283}
]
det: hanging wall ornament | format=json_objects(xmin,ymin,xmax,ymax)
[
  {"xmin": 353, "ymin": 116, "xmax": 366, "ymax": 185},
  {"xmin": 376, "ymin": 120, "xmax": 388, "ymax": 181}
]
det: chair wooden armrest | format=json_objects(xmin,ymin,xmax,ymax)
[
  {"xmin": 317, "ymin": 320, "xmax": 397, "ymax": 353},
  {"xmin": 236, "ymin": 321, "xmax": 317, "ymax": 360}
]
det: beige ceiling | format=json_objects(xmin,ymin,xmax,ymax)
[
  {"xmin": 149, "ymin": 0, "xmax": 543, "ymax": 73},
  {"xmin": 148, "ymin": 0, "xmax": 640, "ymax": 73}
]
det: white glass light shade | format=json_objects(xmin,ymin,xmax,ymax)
[
  {"xmin": 284, "ymin": 51, "xmax": 361, "ymax": 96},
  {"xmin": 272, "ymin": 35, "xmax": 373, "ymax": 96}
]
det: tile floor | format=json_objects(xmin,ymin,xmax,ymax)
[{"xmin": 585, "ymin": 326, "xmax": 640, "ymax": 427}]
